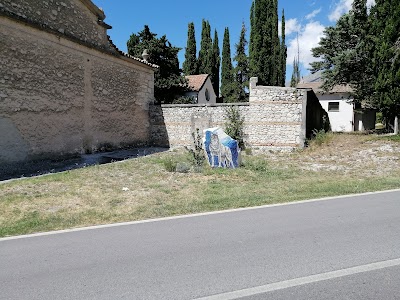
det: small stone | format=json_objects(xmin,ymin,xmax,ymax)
[
  {"xmin": 58, "ymin": 28, "xmax": 65, "ymax": 34},
  {"xmin": 52, "ymin": 9, "xmax": 57, "ymax": 15},
  {"xmin": 60, "ymin": 2, "xmax": 67, "ymax": 6}
]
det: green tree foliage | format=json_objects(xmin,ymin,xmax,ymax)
[
  {"xmin": 290, "ymin": 56, "xmax": 301, "ymax": 87},
  {"xmin": 197, "ymin": 20, "xmax": 213, "ymax": 75},
  {"xmin": 233, "ymin": 23, "xmax": 249, "ymax": 102},
  {"xmin": 225, "ymin": 106, "xmax": 245, "ymax": 149},
  {"xmin": 221, "ymin": 27, "xmax": 236, "ymax": 102},
  {"xmin": 183, "ymin": 22, "xmax": 197, "ymax": 75},
  {"xmin": 370, "ymin": 0, "xmax": 400, "ymax": 125},
  {"xmin": 127, "ymin": 25, "xmax": 186, "ymax": 104},
  {"xmin": 211, "ymin": 30, "xmax": 221, "ymax": 97},
  {"xmin": 249, "ymin": 0, "xmax": 286, "ymax": 86},
  {"xmin": 279, "ymin": 10, "xmax": 287, "ymax": 87},
  {"xmin": 310, "ymin": 0, "xmax": 369, "ymax": 95},
  {"xmin": 310, "ymin": 0, "xmax": 400, "ymax": 127}
]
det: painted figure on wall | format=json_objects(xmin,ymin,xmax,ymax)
[{"xmin": 204, "ymin": 127, "xmax": 240, "ymax": 168}]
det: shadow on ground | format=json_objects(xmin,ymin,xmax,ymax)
[{"xmin": 0, "ymin": 147, "xmax": 168, "ymax": 182}]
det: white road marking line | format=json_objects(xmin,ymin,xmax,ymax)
[
  {"xmin": 196, "ymin": 258, "xmax": 400, "ymax": 300},
  {"xmin": 1, "ymin": 188, "xmax": 399, "ymax": 241}
]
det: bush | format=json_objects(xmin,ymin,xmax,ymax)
[
  {"xmin": 176, "ymin": 162, "xmax": 190, "ymax": 173},
  {"xmin": 309, "ymin": 129, "xmax": 333, "ymax": 147},
  {"xmin": 186, "ymin": 128, "xmax": 206, "ymax": 168},
  {"xmin": 172, "ymin": 96, "xmax": 195, "ymax": 104},
  {"xmin": 224, "ymin": 106, "xmax": 245, "ymax": 149},
  {"xmin": 163, "ymin": 157, "xmax": 177, "ymax": 172}
]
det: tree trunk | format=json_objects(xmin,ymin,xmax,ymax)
[{"xmin": 394, "ymin": 116, "xmax": 399, "ymax": 134}]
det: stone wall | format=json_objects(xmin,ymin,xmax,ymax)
[
  {"xmin": 0, "ymin": 0, "xmax": 113, "ymax": 51},
  {"xmin": 0, "ymin": 15, "xmax": 155, "ymax": 164},
  {"xmin": 150, "ymin": 78, "xmax": 328, "ymax": 152}
]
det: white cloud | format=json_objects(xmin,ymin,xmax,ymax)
[
  {"xmin": 279, "ymin": 18, "xmax": 301, "ymax": 37},
  {"xmin": 329, "ymin": 0, "xmax": 376, "ymax": 22},
  {"xmin": 286, "ymin": 21, "xmax": 326, "ymax": 69},
  {"xmin": 305, "ymin": 8, "xmax": 322, "ymax": 20}
]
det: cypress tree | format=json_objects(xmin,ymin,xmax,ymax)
[
  {"xmin": 198, "ymin": 20, "xmax": 213, "ymax": 75},
  {"xmin": 233, "ymin": 22, "xmax": 249, "ymax": 101},
  {"xmin": 211, "ymin": 30, "xmax": 220, "ymax": 97},
  {"xmin": 221, "ymin": 27, "xmax": 236, "ymax": 102},
  {"xmin": 290, "ymin": 57, "xmax": 300, "ymax": 87},
  {"xmin": 183, "ymin": 22, "xmax": 197, "ymax": 75},
  {"xmin": 280, "ymin": 9, "xmax": 287, "ymax": 87},
  {"xmin": 371, "ymin": 0, "xmax": 400, "ymax": 127},
  {"xmin": 249, "ymin": 0, "xmax": 283, "ymax": 86}
]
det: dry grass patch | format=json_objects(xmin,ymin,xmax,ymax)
[{"xmin": 1, "ymin": 133, "xmax": 400, "ymax": 237}]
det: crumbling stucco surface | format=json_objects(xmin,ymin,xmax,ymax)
[{"xmin": 0, "ymin": 14, "xmax": 154, "ymax": 164}]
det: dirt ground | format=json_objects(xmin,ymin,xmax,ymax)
[{"xmin": 270, "ymin": 134, "xmax": 400, "ymax": 176}]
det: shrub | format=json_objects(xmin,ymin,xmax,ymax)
[
  {"xmin": 176, "ymin": 162, "xmax": 190, "ymax": 173},
  {"xmin": 163, "ymin": 157, "xmax": 177, "ymax": 172},
  {"xmin": 224, "ymin": 106, "xmax": 245, "ymax": 149},
  {"xmin": 172, "ymin": 96, "xmax": 195, "ymax": 104},
  {"xmin": 186, "ymin": 128, "xmax": 206, "ymax": 168},
  {"xmin": 309, "ymin": 129, "xmax": 333, "ymax": 147}
]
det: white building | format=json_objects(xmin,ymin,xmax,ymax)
[
  {"xmin": 184, "ymin": 74, "xmax": 217, "ymax": 105},
  {"xmin": 298, "ymin": 73, "xmax": 376, "ymax": 132}
]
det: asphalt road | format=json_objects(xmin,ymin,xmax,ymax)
[{"xmin": 1, "ymin": 190, "xmax": 400, "ymax": 299}]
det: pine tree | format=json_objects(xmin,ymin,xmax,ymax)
[
  {"xmin": 221, "ymin": 27, "xmax": 236, "ymax": 102},
  {"xmin": 183, "ymin": 22, "xmax": 197, "ymax": 75},
  {"xmin": 211, "ymin": 30, "xmax": 220, "ymax": 97},
  {"xmin": 233, "ymin": 22, "xmax": 249, "ymax": 101},
  {"xmin": 197, "ymin": 20, "xmax": 213, "ymax": 75},
  {"xmin": 127, "ymin": 25, "xmax": 186, "ymax": 104}
]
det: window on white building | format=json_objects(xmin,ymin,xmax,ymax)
[
  {"xmin": 328, "ymin": 102, "xmax": 340, "ymax": 112},
  {"xmin": 205, "ymin": 89, "xmax": 210, "ymax": 101}
]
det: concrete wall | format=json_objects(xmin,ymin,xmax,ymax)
[
  {"xmin": 151, "ymin": 78, "xmax": 327, "ymax": 152},
  {"xmin": 0, "ymin": 12, "xmax": 154, "ymax": 164},
  {"xmin": 318, "ymin": 94, "xmax": 354, "ymax": 132}
]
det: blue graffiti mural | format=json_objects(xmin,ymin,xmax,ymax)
[{"xmin": 203, "ymin": 127, "xmax": 240, "ymax": 168}]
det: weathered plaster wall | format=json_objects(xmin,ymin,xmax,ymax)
[
  {"xmin": 0, "ymin": 16, "xmax": 154, "ymax": 164},
  {"xmin": 150, "ymin": 78, "xmax": 321, "ymax": 152},
  {"xmin": 0, "ymin": 0, "xmax": 113, "ymax": 51}
]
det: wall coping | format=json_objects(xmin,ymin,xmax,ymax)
[{"xmin": 159, "ymin": 102, "xmax": 250, "ymax": 108}]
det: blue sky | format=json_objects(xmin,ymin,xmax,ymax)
[{"xmin": 92, "ymin": 0, "xmax": 375, "ymax": 82}]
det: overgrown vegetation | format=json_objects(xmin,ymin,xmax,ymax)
[
  {"xmin": 185, "ymin": 128, "xmax": 206, "ymax": 170},
  {"xmin": 224, "ymin": 106, "xmax": 245, "ymax": 149},
  {"xmin": 308, "ymin": 129, "xmax": 333, "ymax": 147}
]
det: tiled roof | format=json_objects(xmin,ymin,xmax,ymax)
[
  {"xmin": 107, "ymin": 36, "xmax": 159, "ymax": 69},
  {"xmin": 297, "ymin": 81, "xmax": 353, "ymax": 94},
  {"xmin": 185, "ymin": 74, "xmax": 209, "ymax": 92},
  {"xmin": 298, "ymin": 71, "xmax": 352, "ymax": 93}
]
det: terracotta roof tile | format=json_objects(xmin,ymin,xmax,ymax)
[
  {"xmin": 297, "ymin": 82, "xmax": 353, "ymax": 93},
  {"xmin": 185, "ymin": 74, "xmax": 209, "ymax": 92},
  {"xmin": 107, "ymin": 36, "xmax": 159, "ymax": 69}
]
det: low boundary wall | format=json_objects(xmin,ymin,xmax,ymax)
[{"xmin": 151, "ymin": 78, "xmax": 328, "ymax": 152}]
